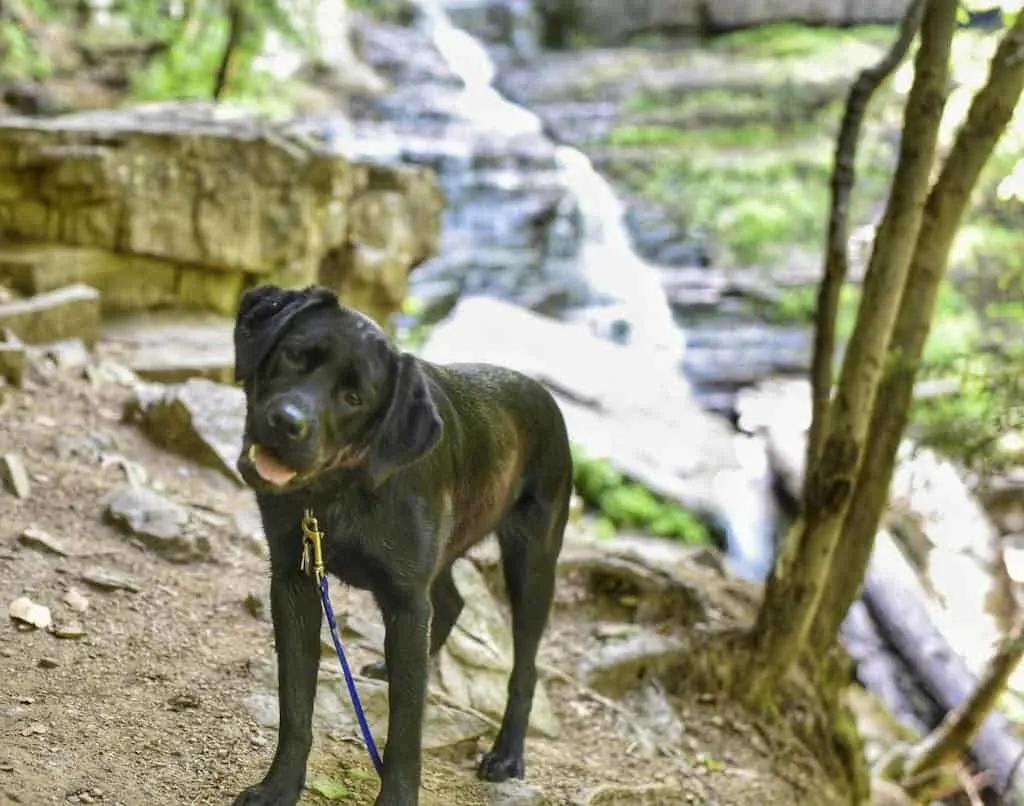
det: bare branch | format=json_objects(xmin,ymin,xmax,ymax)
[
  {"xmin": 900, "ymin": 615, "xmax": 1024, "ymax": 801},
  {"xmin": 810, "ymin": 6, "xmax": 1024, "ymax": 659},
  {"xmin": 804, "ymin": 0, "xmax": 926, "ymax": 497}
]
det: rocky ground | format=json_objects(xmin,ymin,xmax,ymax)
[{"xmin": 0, "ymin": 345, "xmax": 851, "ymax": 805}]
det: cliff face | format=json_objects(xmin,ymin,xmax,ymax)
[
  {"xmin": 0, "ymin": 102, "xmax": 443, "ymax": 327},
  {"xmin": 538, "ymin": 0, "xmax": 915, "ymax": 45}
]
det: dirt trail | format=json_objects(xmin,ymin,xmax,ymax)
[{"xmin": 1, "ymin": 354, "xmax": 843, "ymax": 805}]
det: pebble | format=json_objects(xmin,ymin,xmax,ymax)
[
  {"xmin": 79, "ymin": 568, "xmax": 140, "ymax": 593},
  {"xmin": 63, "ymin": 588, "xmax": 90, "ymax": 613},
  {"xmin": 52, "ymin": 621, "xmax": 86, "ymax": 640},
  {"xmin": 18, "ymin": 527, "xmax": 70, "ymax": 557},
  {"xmin": 38, "ymin": 657, "xmax": 59, "ymax": 669},
  {"xmin": 8, "ymin": 596, "xmax": 52, "ymax": 629},
  {"xmin": 0, "ymin": 453, "xmax": 31, "ymax": 499}
]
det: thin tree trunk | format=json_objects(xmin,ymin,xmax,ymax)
[
  {"xmin": 804, "ymin": 0, "xmax": 925, "ymax": 500},
  {"xmin": 746, "ymin": 0, "xmax": 958, "ymax": 704},
  {"xmin": 897, "ymin": 614, "xmax": 1024, "ymax": 801},
  {"xmin": 809, "ymin": 9, "xmax": 1024, "ymax": 655},
  {"xmin": 179, "ymin": 0, "xmax": 205, "ymax": 45},
  {"xmin": 213, "ymin": 0, "xmax": 245, "ymax": 101}
]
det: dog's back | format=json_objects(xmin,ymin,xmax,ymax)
[{"xmin": 418, "ymin": 361, "xmax": 573, "ymax": 562}]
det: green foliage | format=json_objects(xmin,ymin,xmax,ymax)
[
  {"xmin": 0, "ymin": 20, "xmax": 50, "ymax": 80},
  {"xmin": 130, "ymin": 1, "xmax": 298, "ymax": 115},
  {"xmin": 571, "ymin": 446, "xmax": 712, "ymax": 545},
  {"xmin": 131, "ymin": 17, "xmax": 232, "ymax": 101},
  {"xmin": 707, "ymin": 22, "xmax": 896, "ymax": 59}
]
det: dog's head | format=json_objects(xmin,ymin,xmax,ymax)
[{"xmin": 233, "ymin": 284, "xmax": 443, "ymax": 493}]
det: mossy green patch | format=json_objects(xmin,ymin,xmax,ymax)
[
  {"xmin": 571, "ymin": 446, "xmax": 712, "ymax": 545},
  {"xmin": 707, "ymin": 23, "xmax": 896, "ymax": 59}
]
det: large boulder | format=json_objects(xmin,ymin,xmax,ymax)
[{"xmin": 0, "ymin": 102, "xmax": 444, "ymax": 327}]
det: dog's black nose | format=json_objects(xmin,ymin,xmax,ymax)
[{"xmin": 268, "ymin": 400, "xmax": 309, "ymax": 441}]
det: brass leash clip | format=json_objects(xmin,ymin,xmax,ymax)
[{"xmin": 301, "ymin": 508, "xmax": 327, "ymax": 582}]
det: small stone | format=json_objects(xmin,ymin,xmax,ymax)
[
  {"xmin": 63, "ymin": 588, "xmax": 89, "ymax": 612},
  {"xmin": 487, "ymin": 780, "xmax": 550, "ymax": 805},
  {"xmin": 44, "ymin": 338, "xmax": 90, "ymax": 370},
  {"xmin": 167, "ymin": 692, "xmax": 200, "ymax": 711},
  {"xmin": 37, "ymin": 657, "xmax": 58, "ymax": 669},
  {"xmin": 52, "ymin": 621, "xmax": 86, "ymax": 639},
  {"xmin": 79, "ymin": 568, "xmax": 140, "ymax": 593},
  {"xmin": 0, "ymin": 453, "xmax": 31, "ymax": 498},
  {"xmin": 102, "ymin": 485, "xmax": 208, "ymax": 563},
  {"xmin": 8, "ymin": 596, "xmax": 52, "ymax": 629},
  {"xmin": 18, "ymin": 527, "xmax": 70, "ymax": 557},
  {"xmin": 21, "ymin": 722, "xmax": 47, "ymax": 735},
  {"xmin": 103, "ymin": 484, "xmax": 188, "ymax": 541}
]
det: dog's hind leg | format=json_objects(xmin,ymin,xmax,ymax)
[
  {"xmin": 477, "ymin": 486, "xmax": 569, "ymax": 782},
  {"xmin": 428, "ymin": 563, "xmax": 464, "ymax": 656},
  {"xmin": 361, "ymin": 564, "xmax": 465, "ymax": 680}
]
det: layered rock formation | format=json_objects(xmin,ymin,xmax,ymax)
[{"xmin": 0, "ymin": 102, "xmax": 443, "ymax": 327}]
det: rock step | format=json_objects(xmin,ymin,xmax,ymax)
[
  {"xmin": 97, "ymin": 311, "xmax": 235, "ymax": 384},
  {"xmin": 0, "ymin": 283, "xmax": 100, "ymax": 346}
]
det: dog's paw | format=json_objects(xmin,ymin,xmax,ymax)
[
  {"xmin": 477, "ymin": 749, "xmax": 525, "ymax": 782},
  {"xmin": 232, "ymin": 781, "xmax": 302, "ymax": 806},
  {"xmin": 361, "ymin": 660, "xmax": 388, "ymax": 680}
]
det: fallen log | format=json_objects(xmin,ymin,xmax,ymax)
[
  {"xmin": 762, "ymin": 423, "xmax": 1024, "ymax": 801},
  {"xmin": 864, "ymin": 533, "xmax": 1024, "ymax": 803}
]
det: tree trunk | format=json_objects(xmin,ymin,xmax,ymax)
[
  {"xmin": 212, "ymin": 0, "xmax": 245, "ymax": 101},
  {"xmin": 746, "ymin": 0, "xmax": 958, "ymax": 704},
  {"xmin": 809, "ymin": 9, "xmax": 1024, "ymax": 655},
  {"xmin": 804, "ymin": 0, "xmax": 925, "ymax": 495},
  {"xmin": 897, "ymin": 614, "xmax": 1024, "ymax": 801},
  {"xmin": 179, "ymin": 0, "xmax": 205, "ymax": 45}
]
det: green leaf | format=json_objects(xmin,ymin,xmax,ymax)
[{"xmin": 307, "ymin": 775, "xmax": 351, "ymax": 800}]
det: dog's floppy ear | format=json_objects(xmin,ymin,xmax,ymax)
[
  {"xmin": 367, "ymin": 353, "xmax": 443, "ymax": 486},
  {"xmin": 233, "ymin": 284, "xmax": 337, "ymax": 384}
]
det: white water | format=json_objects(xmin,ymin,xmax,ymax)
[
  {"xmin": 414, "ymin": 1, "xmax": 776, "ymax": 580},
  {"xmin": 416, "ymin": 0, "xmax": 687, "ymax": 367}
]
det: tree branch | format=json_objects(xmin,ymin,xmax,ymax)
[
  {"xmin": 804, "ymin": 0, "xmax": 926, "ymax": 500},
  {"xmin": 746, "ymin": 0, "xmax": 959, "ymax": 704},
  {"xmin": 810, "ymin": 6, "xmax": 1024, "ymax": 658},
  {"xmin": 899, "ymin": 615, "xmax": 1024, "ymax": 801}
]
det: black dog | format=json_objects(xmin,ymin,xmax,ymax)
[{"xmin": 230, "ymin": 285, "xmax": 573, "ymax": 806}]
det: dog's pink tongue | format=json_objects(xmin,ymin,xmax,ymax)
[{"xmin": 251, "ymin": 446, "xmax": 298, "ymax": 486}]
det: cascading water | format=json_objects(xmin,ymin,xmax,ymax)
[{"xmin": 407, "ymin": 0, "xmax": 779, "ymax": 580}]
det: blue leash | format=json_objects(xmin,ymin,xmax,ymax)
[{"xmin": 302, "ymin": 509, "xmax": 384, "ymax": 775}]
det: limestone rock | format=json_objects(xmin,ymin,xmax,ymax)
[
  {"xmin": 487, "ymin": 781, "xmax": 550, "ymax": 806},
  {"xmin": 0, "ymin": 329, "xmax": 24, "ymax": 386},
  {"xmin": 18, "ymin": 527, "xmax": 70, "ymax": 557},
  {"xmin": 0, "ymin": 103, "xmax": 443, "ymax": 324},
  {"xmin": 577, "ymin": 783, "xmax": 686, "ymax": 805},
  {"xmin": 98, "ymin": 312, "xmax": 235, "ymax": 384},
  {"xmin": 0, "ymin": 284, "xmax": 100, "ymax": 347},
  {"xmin": 580, "ymin": 633, "xmax": 687, "ymax": 695},
  {"xmin": 102, "ymin": 484, "xmax": 209, "ymax": 562},
  {"xmin": 8, "ymin": 596, "xmax": 51, "ymax": 630},
  {"xmin": 126, "ymin": 378, "xmax": 245, "ymax": 484},
  {"xmin": 435, "ymin": 558, "xmax": 561, "ymax": 739},
  {"xmin": 1, "ymin": 453, "xmax": 31, "ymax": 498}
]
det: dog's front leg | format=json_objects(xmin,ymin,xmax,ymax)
[
  {"xmin": 234, "ymin": 568, "xmax": 322, "ymax": 806},
  {"xmin": 376, "ymin": 595, "xmax": 431, "ymax": 806}
]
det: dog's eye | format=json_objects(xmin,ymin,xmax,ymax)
[
  {"xmin": 342, "ymin": 390, "xmax": 362, "ymax": 407},
  {"xmin": 280, "ymin": 346, "xmax": 307, "ymax": 371}
]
